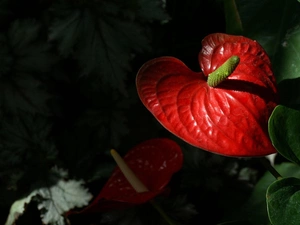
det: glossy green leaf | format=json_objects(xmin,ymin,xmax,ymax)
[
  {"xmin": 268, "ymin": 105, "xmax": 300, "ymax": 165},
  {"xmin": 274, "ymin": 24, "xmax": 300, "ymax": 83},
  {"xmin": 222, "ymin": 162, "xmax": 300, "ymax": 225},
  {"xmin": 267, "ymin": 177, "xmax": 300, "ymax": 225},
  {"xmin": 236, "ymin": 0, "xmax": 300, "ymax": 84}
]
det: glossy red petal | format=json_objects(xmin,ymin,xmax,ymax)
[
  {"xmin": 136, "ymin": 33, "xmax": 279, "ymax": 157},
  {"xmin": 199, "ymin": 33, "xmax": 277, "ymax": 92},
  {"xmin": 74, "ymin": 138, "xmax": 182, "ymax": 213}
]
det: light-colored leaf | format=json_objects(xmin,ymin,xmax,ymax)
[
  {"xmin": 4, "ymin": 167, "xmax": 93, "ymax": 225},
  {"xmin": 37, "ymin": 179, "xmax": 93, "ymax": 225},
  {"xmin": 4, "ymin": 192, "xmax": 37, "ymax": 225}
]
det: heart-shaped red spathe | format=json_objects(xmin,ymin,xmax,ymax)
[
  {"xmin": 73, "ymin": 138, "xmax": 183, "ymax": 214},
  {"xmin": 136, "ymin": 33, "xmax": 279, "ymax": 157}
]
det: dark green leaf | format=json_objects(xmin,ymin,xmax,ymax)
[
  {"xmin": 137, "ymin": 0, "xmax": 170, "ymax": 22},
  {"xmin": 236, "ymin": 0, "xmax": 300, "ymax": 83},
  {"xmin": 224, "ymin": 0, "xmax": 243, "ymax": 35},
  {"xmin": 0, "ymin": 75, "xmax": 52, "ymax": 114},
  {"xmin": 267, "ymin": 177, "xmax": 300, "ymax": 225},
  {"xmin": 0, "ymin": 112, "xmax": 57, "ymax": 190},
  {"xmin": 76, "ymin": 14, "xmax": 147, "ymax": 94},
  {"xmin": 0, "ymin": 19, "xmax": 56, "ymax": 114},
  {"xmin": 268, "ymin": 105, "xmax": 300, "ymax": 165},
  {"xmin": 49, "ymin": 0, "xmax": 167, "ymax": 94},
  {"xmin": 8, "ymin": 19, "xmax": 56, "ymax": 74},
  {"xmin": 274, "ymin": 23, "xmax": 300, "ymax": 84},
  {"xmin": 48, "ymin": 8, "xmax": 82, "ymax": 57}
]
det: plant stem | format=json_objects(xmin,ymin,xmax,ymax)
[
  {"xmin": 259, "ymin": 157, "xmax": 282, "ymax": 180},
  {"xmin": 150, "ymin": 199, "xmax": 179, "ymax": 225}
]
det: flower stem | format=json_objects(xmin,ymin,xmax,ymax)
[
  {"xmin": 259, "ymin": 157, "xmax": 282, "ymax": 180},
  {"xmin": 150, "ymin": 199, "xmax": 179, "ymax": 225}
]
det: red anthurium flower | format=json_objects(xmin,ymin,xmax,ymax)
[
  {"xmin": 136, "ymin": 33, "xmax": 279, "ymax": 157},
  {"xmin": 69, "ymin": 138, "xmax": 183, "ymax": 214}
]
